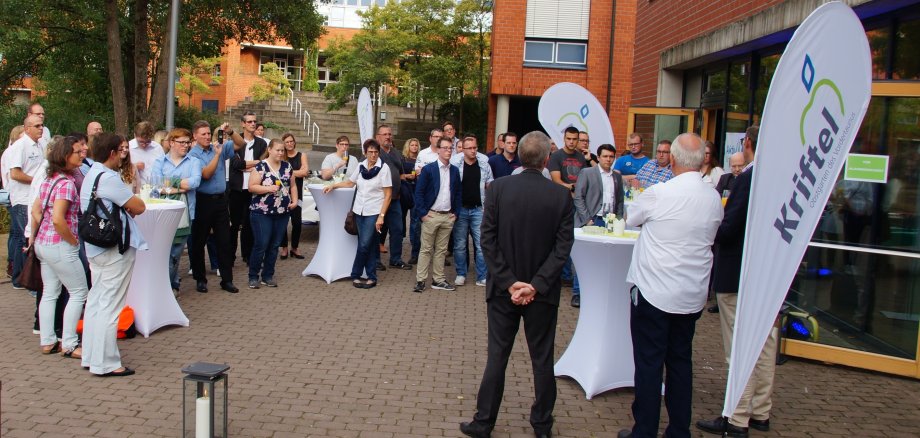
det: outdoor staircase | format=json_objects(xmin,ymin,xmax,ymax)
[{"xmin": 222, "ymin": 90, "xmax": 422, "ymax": 153}]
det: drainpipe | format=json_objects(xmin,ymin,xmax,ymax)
[{"xmin": 605, "ymin": 0, "xmax": 617, "ymax": 114}]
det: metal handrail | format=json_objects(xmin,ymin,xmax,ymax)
[
  {"xmin": 302, "ymin": 110, "xmax": 312, "ymax": 134},
  {"xmin": 287, "ymin": 88, "xmax": 294, "ymax": 111},
  {"xmin": 312, "ymin": 122, "xmax": 319, "ymax": 144}
]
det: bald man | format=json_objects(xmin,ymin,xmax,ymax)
[
  {"xmin": 715, "ymin": 152, "xmax": 746, "ymax": 195},
  {"xmin": 87, "ymin": 121, "xmax": 103, "ymax": 137}
]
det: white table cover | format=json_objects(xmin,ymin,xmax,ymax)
[
  {"xmin": 302, "ymin": 184, "xmax": 358, "ymax": 283},
  {"xmin": 126, "ymin": 199, "xmax": 189, "ymax": 337},
  {"xmin": 301, "ymin": 189, "xmax": 320, "ymax": 223},
  {"xmin": 554, "ymin": 228, "xmax": 638, "ymax": 399}
]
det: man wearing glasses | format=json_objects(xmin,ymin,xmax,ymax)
[
  {"xmin": 26, "ymin": 103, "xmax": 51, "ymax": 144},
  {"xmin": 128, "ymin": 121, "xmax": 164, "ymax": 186},
  {"xmin": 229, "ymin": 111, "xmax": 267, "ymax": 266},
  {"xmin": 449, "ymin": 136, "xmax": 494, "ymax": 287},
  {"xmin": 7, "ymin": 115, "xmax": 47, "ymax": 289},
  {"xmin": 614, "ymin": 133, "xmax": 651, "ymax": 185},
  {"xmin": 634, "ymin": 140, "xmax": 674, "ymax": 189}
]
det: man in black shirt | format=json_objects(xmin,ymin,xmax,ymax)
[{"xmin": 450, "ymin": 136, "xmax": 495, "ymax": 287}]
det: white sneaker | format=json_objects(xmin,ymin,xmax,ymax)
[
  {"xmin": 455, "ymin": 275, "xmax": 466, "ymax": 286},
  {"xmin": 476, "ymin": 279, "xmax": 486, "ymax": 287},
  {"xmin": 215, "ymin": 269, "xmax": 221, "ymax": 278},
  {"xmin": 187, "ymin": 269, "xmax": 193, "ymax": 275}
]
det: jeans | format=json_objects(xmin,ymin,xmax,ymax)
[
  {"xmin": 376, "ymin": 201, "xmax": 404, "ymax": 264},
  {"xmin": 10, "ymin": 204, "xmax": 28, "ymax": 287},
  {"xmin": 36, "ymin": 241, "xmax": 89, "ymax": 350},
  {"xmin": 409, "ymin": 208, "xmax": 421, "ymax": 260},
  {"xmin": 249, "ymin": 213, "xmax": 288, "ymax": 282},
  {"xmin": 352, "ymin": 214, "xmax": 380, "ymax": 282},
  {"xmin": 83, "ymin": 247, "xmax": 136, "ymax": 375},
  {"xmin": 453, "ymin": 206, "xmax": 486, "ymax": 281},
  {"xmin": 169, "ymin": 236, "xmax": 188, "ymax": 290}
]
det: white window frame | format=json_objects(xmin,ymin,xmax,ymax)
[
  {"xmin": 523, "ymin": 41, "xmax": 555, "ymax": 64},
  {"xmin": 523, "ymin": 39, "xmax": 587, "ymax": 67},
  {"xmin": 555, "ymin": 42, "xmax": 587, "ymax": 65}
]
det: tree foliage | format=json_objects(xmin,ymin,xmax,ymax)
[
  {"xmin": 249, "ymin": 62, "xmax": 290, "ymax": 102},
  {"xmin": 322, "ymin": 0, "xmax": 491, "ymax": 128},
  {"xmin": 176, "ymin": 56, "xmax": 222, "ymax": 107},
  {"xmin": 0, "ymin": 0, "xmax": 325, "ymax": 134}
]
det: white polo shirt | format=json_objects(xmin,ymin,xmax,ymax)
[
  {"xmin": 414, "ymin": 147, "xmax": 439, "ymax": 172},
  {"xmin": 626, "ymin": 171, "xmax": 723, "ymax": 314},
  {"xmin": 7, "ymin": 136, "xmax": 46, "ymax": 206},
  {"xmin": 128, "ymin": 137, "xmax": 165, "ymax": 186}
]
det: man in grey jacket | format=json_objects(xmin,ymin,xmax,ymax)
[{"xmin": 574, "ymin": 144, "xmax": 624, "ymax": 227}]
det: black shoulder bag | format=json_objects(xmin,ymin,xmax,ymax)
[{"xmin": 78, "ymin": 173, "xmax": 130, "ymax": 254}]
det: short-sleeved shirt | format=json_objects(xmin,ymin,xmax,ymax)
[
  {"xmin": 80, "ymin": 162, "xmax": 148, "ymax": 257},
  {"xmin": 128, "ymin": 138, "xmax": 165, "ymax": 186},
  {"xmin": 415, "ymin": 147, "xmax": 439, "ymax": 172},
  {"xmin": 189, "ymin": 141, "xmax": 236, "ymax": 194},
  {"xmin": 152, "ymin": 154, "xmax": 202, "ymax": 219},
  {"xmin": 250, "ymin": 160, "xmax": 293, "ymax": 215},
  {"xmin": 35, "ymin": 175, "xmax": 80, "ymax": 246},
  {"xmin": 321, "ymin": 152, "xmax": 358, "ymax": 178},
  {"xmin": 613, "ymin": 154, "xmax": 650, "ymax": 176},
  {"xmin": 488, "ymin": 153, "xmax": 521, "ymax": 179},
  {"xmin": 547, "ymin": 149, "xmax": 587, "ymax": 184},
  {"xmin": 7, "ymin": 136, "xmax": 45, "ymax": 206},
  {"xmin": 350, "ymin": 159, "xmax": 392, "ymax": 216},
  {"xmin": 635, "ymin": 161, "xmax": 674, "ymax": 188}
]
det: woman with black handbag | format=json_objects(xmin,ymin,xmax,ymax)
[
  {"xmin": 79, "ymin": 133, "xmax": 147, "ymax": 377},
  {"xmin": 323, "ymin": 139, "xmax": 392, "ymax": 289},
  {"xmin": 29, "ymin": 136, "xmax": 88, "ymax": 357}
]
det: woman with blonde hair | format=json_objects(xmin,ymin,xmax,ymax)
[{"xmin": 247, "ymin": 138, "xmax": 298, "ymax": 288}]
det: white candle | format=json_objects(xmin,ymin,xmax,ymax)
[{"xmin": 196, "ymin": 390, "xmax": 210, "ymax": 438}]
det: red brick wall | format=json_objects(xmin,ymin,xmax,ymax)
[
  {"xmin": 631, "ymin": 0, "xmax": 784, "ymax": 106},
  {"xmin": 487, "ymin": 0, "xmax": 636, "ymax": 150}
]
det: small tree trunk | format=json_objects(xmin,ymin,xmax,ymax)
[
  {"xmin": 104, "ymin": 0, "xmax": 129, "ymax": 135},
  {"xmin": 133, "ymin": 0, "xmax": 150, "ymax": 122},
  {"xmin": 147, "ymin": 5, "xmax": 174, "ymax": 127}
]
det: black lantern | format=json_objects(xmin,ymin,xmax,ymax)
[{"xmin": 182, "ymin": 362, "xmax": 230, "ymax": 438}]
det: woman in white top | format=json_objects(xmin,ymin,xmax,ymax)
[
  {"xmin": 321, "ymin": 135, "xmax": 358, "ymax": 180},
  {"xmin": 700, "ymin": 141, "xmax": 725, "ymax": 188},
  {"xmin": 323, "ymin": 139, "xmax": 391, "ymax": 289}
]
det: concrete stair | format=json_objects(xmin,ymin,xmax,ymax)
[{"xmin": 223, "ymin": 90, "xmax": 423, "ymax": 153}]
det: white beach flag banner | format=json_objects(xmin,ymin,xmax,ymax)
[
  {"xmin": 357, "ymin": 87, "xmax": 374, "ymax": 144},
  {"xmin": 724, "ymin": 1, "xmax": 871, "ymax": 417},
  {"xmin": 537, "ymin": 82, "xmax": 615, "ymax": 154}
]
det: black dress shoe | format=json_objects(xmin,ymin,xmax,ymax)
[
  {"xmin": 748, "ymin": 418, "xmax": 770, "ymax": 431},
  {"xmin": 408, "ymin": 256, "xmax": 418, "ymax": 265},
  {"xmin": 389, "ymin": 261, "xmax": 413, "ymax": 270},
  {"xmin": 196, "ymin": 281, "xmax": 208, "ymax": 293},
  {"xmin": 220, "ymin": 282, "xmax": 239, "ymax": 293},
  {"xmin": 696, "ymin": 416, "xmax": 748, "ymax": 437},
  {"xmin": 376, "ymin": 262, "xmax": 387, "ymax": 271},
  {"xmin": 707, "ymin": 304, "xmax": 720, "ymax": 313},
  {"xmin": 571, "ymin": 295, "xmax": 580, "ymax": 308},
  {"xmin": 459, "ymin": 421, "xmax": 491, "ymax": 438},
  {"xmin": 534, "ymin": 430, "xmax": 552, "ymax": 438},
  {"xmin": 616, "ymin": 429, "xmax": 632, "ymax": 438}
]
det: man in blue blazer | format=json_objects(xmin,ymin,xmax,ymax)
[{"xmin": 413, "ymin": 138, "xmax": 462, "ymax": 292}]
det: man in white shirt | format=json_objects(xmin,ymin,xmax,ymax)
[
  {"xmin": 8, "ymin": 115, "xmax": 47, "ymax": 288},
  {"xmin": 27, "ymin": 103, "xmax": 51, "ymax": 145},
  {"xmin": 415, "ymin": 129, "xmax": 443, "ymax": 172},
  {"xmin": 128, "ymin": 121, "xmax": 164, "ymax": 186},
  {"xmin": 618, "ymin": 133, "xmax": 723, "ymax": 438},
  {"xmin": 413, "ymin": 138, "xmax": 461, "ymax": 292}
]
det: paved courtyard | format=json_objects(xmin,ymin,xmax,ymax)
[{"xmin": 1, "ymin": 226, "xmax": 919, "ymax": 437}]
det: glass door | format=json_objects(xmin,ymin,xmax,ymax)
[{"xmin": 626, "ymin": 107, "xmax": 696, "ymax": 156}]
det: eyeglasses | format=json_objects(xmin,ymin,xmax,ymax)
[
  {"xmin": 462, "ymin": 146, "xmax": 477, "ymax": 150},
  {"xmin": 438, "ymin": 146, "xmax": 452, "ymax": 150},
  {"xmin": 173, "ymin": 140, "xmax": 192, "ymax": 145},
  {"xmin": 627, "ymin": 142, "xmax": 642, "ymax": 147}
]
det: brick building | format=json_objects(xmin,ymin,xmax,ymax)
[
  {"xmin": 487, "ymin": 0, "xmax": 636, "ymax": 151},
  {"xmin": 631, "ymin": 0, "xmax": 920, "ymax": 379}
]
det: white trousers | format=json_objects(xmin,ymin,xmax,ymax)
[
  {"xmin": 36, "ymin": 241, "xmax": 89, "ymax": 350},
  {"xmin": 82, "ymin": 247, "xmax": 136, "ymax": 374}
]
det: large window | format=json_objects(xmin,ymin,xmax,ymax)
[{"xmin": 523, "ymin": 0, "xmax": 589, "ymax": 69}]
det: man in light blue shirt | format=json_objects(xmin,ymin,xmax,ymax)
[{"xmin": 186, "ymin": 121, "xmax": 242, "ymax": 293}]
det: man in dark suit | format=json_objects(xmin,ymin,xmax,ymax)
[
  {"xmin": 714, "ymin": 152, "xmax": 746, "ymax": 195},
  {"xmin": 228, "ymin": 111, "xmax": 267, "ymax": 266},
  {"xmin": 697, "ymin": 125, "xmax": 777, "ymax": 438},
  {"xmin": 460, "ymin": 131, "xmax": 574, "ymax": 438},
  {"xmin": 413, "ymin": 137, "xmax": 462, "ymax": 292},
  {"xmin": 574, "ymin": 143, "xmax": 624, "ymax": 226}
]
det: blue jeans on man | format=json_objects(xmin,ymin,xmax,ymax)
[
  {"xmin": 377, "ymin": 201, "xmax": 405, "ymax": 265},
  {"xmin": 409, "ymin": 209, "xmax": 421, "ymax": 261},
  {"xmin": 353, "ymin": 214, "xmax": 380, "ymax": 282},
  {"xmin": 453, "ymin": 206, "xmax": 486, "ymax": 282},
  {"xmin": 10, "ymin": 204, "xmax": 28, "ymax": 288}
]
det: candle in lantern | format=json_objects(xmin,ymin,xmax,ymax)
[{"xmin": 196, "ymin": 389, "xmax": 210, "ymax": 438}]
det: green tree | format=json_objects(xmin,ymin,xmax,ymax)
[
  {"xmin": 176, "ymin": 56, "xmax": 222, "ymax": 107},
  {"xmin": 0, "ymin": 0, "xmax": 326, "ymax": 134},
  {"xmin": 249, "ymin": 62, "xmax": 290, "ymax": 102}
]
